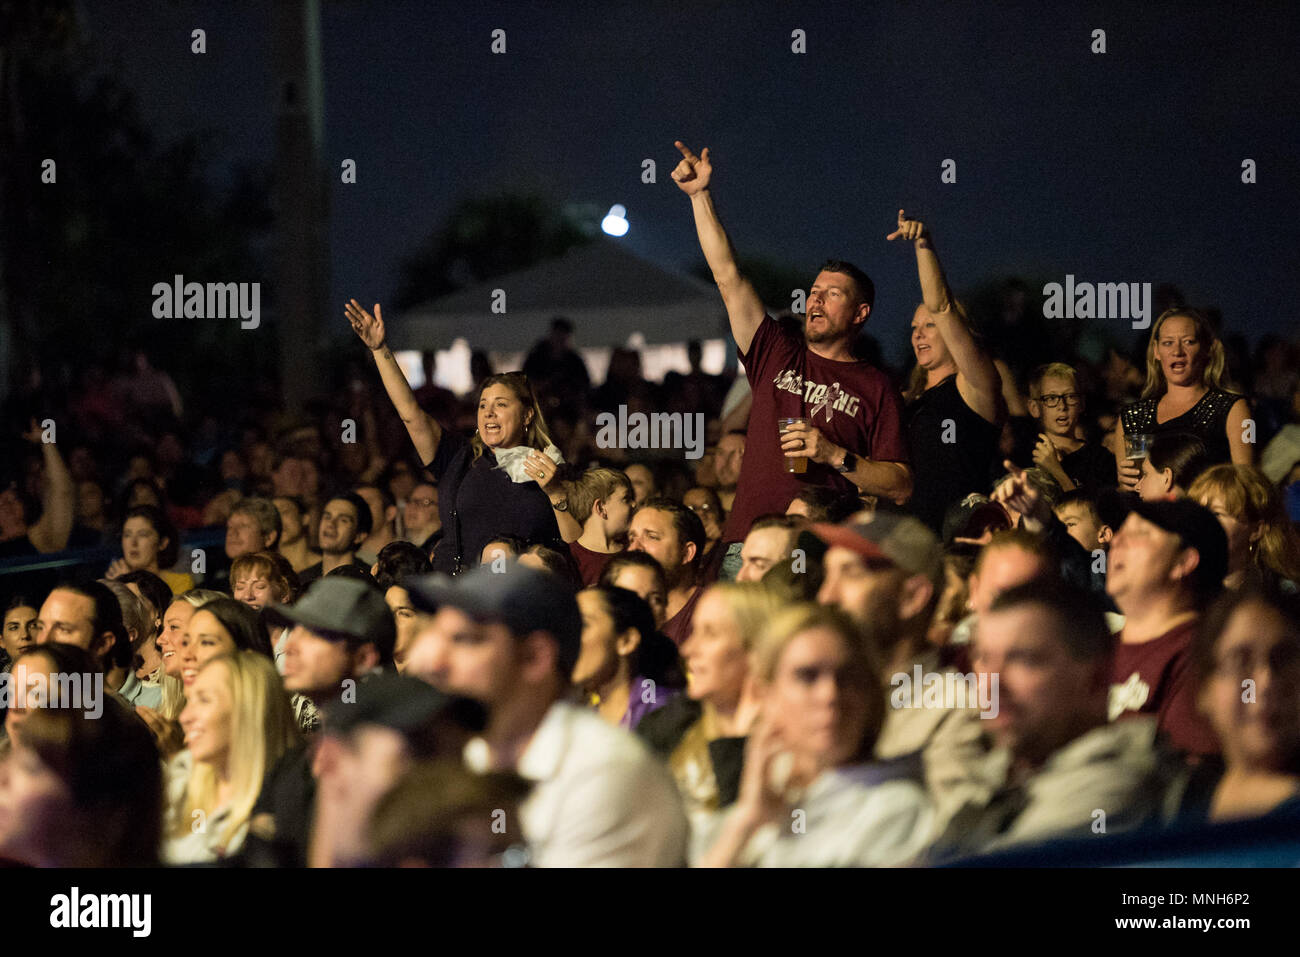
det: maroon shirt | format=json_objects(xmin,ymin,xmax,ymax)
[
  {"xmin": 662, "ymin": 585, "xmax": 704, "ymax": 647},
  {"xmin": 569, "ymin": 541, "xmax": 620, "ymax": 587},
  {"xmin": 722, "ymin": 316, "xmax": 909, "ymax": 543},
  {"xmin": 1110, "ymin": 618, "xmax": 1219, "ymax": 756}
]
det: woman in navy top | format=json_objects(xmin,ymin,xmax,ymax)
[
  {"xmin": 1117, "ymin": 308, "xmax": 1252, "ymax": 491},
  {"xmin": 346, "ymin": 300, "xmax": 568, "ymax": 575}
]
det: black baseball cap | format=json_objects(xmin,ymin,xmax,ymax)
[
  {"xmin": 322, "ymin": 672, "xmax": 487, "ymax": 753},
  {"xmin": 1111, "ymin": 496, "xmax": 1229, "ymax": 589},
  {"xmin": 265, "ymin": 576, "xmax": 396, "ymax": 649},
  {"xmin": 405, "ymin": 565, "xmax": 582, "ymax": 673}
]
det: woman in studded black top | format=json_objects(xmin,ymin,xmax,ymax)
[{"xmin": 1116, "ymin": 308, "xmax": 1253, "ymax": 491}]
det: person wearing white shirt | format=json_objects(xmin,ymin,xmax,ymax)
[
  {"xmin": 698, "ymin": 602, "xmax": 934, "ymax": 867},
  {"xmin": 407, "ymin": 565, "xmax": 689, "ymax": 867}
]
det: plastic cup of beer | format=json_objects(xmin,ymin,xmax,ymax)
[
  {"xmin": 1124, "ymin": 432, "xmax": 1152, "ymax": 462},
  {"xmin": 778, "ymin": 417, "xmax": 809, "ymax": 474}
]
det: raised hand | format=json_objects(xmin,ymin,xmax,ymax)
[
  {"xmin": 886, "ymin": 209, "xmax": 927, "ymax": 243},
  {"xmin": 523, "ymin": 449, "xmax": 558, "ymax": 490},
  {"xmin": 345, "ymin": 299, "xmax": 387, "ymax": 351},
  {"xmin": 993, "ymin": 459, "xmax": 1053, "ymax": 530},
  {"xmin": 671, "ymin": 140, "xmax": 713, "ymax": 196}
]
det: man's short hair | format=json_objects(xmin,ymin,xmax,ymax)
[
  {"xmin": 232, "ymin": 497, "xmax": 283, "ymax": 548},
  {"xmin": 973, "ymin": 528, "xmax": 1056, "ymax": 578},
  {"xmin": 570, "ymin": 468, "xmax": 633, "ymax": 524},
  {"xmin": 819, "ymin": 259, "xmax": 875, "ymax": 310},
  {"xmin": 374, "ymin": 541, "xmax": 432, "ymax": 592},
  {"xmin": 750, "ymin": 513, "xmax": 804, "ymax": 535},
  {"xmin": 637, "ymin": 497, "xmax": 706, "ymax": 560},
  {"xmin": 988, "ymin": 579, "xmax": 1114, "ymax": 663},
  {"xmin": 327, "ymin": 492, "xmax": 373, "ymax": 541},
  {"xmin": 791, "ymin": 486, "xmax": 862, "ymax": 524}
]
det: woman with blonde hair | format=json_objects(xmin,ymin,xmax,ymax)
[
  {"xmin": 699, "ymin": 602, "xmax": 932, "ymax": 867},
  {"xmin": 164, "ymin": 650, "xmax": 300, "ymax": 864},
  {"xmin": 1189, "ymin": 463, "xmax": 1300, "ymax": 590},
  {"xmin": 636, "ymin": 582, "xmax": 788, "ymax": 839},
  {"xmin": 1116, "ymin": 308, "xmax": 1253, "ymax": 491},
  {"xmin": 347, "ymin": 300, "xmax": 570, "ymax": 575}
]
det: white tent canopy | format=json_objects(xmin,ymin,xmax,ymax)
[{"xmin": 390, "ymin": 237, "xmax": 729, "ymax": 353}]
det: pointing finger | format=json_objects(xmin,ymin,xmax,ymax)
[{"xmin": 674, "ymin": 140, "xmax": 699, "ymax": 163}]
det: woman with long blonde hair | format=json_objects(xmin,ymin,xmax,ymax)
[
  {"xmin": 163, "ymin": 650, "xmax": 300, "ymax": 863},
  {"xmin": 699, "ymin": 602, "xmax": 932, "ymax": 867},
  {"xmin": 1189, "ymin": 463, "xmax": 1300, "ymax": 589},
  {"xmin": 1116, "ymin": 308, "xmax": 1253, "ymax": 491}
]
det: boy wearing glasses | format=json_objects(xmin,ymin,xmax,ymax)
[{"xmin": 1026, "ymin": 363, "xmax": 1117, "ymax": 493}]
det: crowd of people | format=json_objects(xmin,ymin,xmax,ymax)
[{"xmin": 1, "ymin": 142, "xmax": 1300, "ymax": 867}]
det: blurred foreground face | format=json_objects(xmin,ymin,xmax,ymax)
[
  {"xmin": 320, "ymin": 726, "xmax": 411, "ymax": 866},
  {"xmin": 680, "ymin": 589, "xmax": 747, "ymax": 706},
  {"xmin": 764, "ymin": 627, "xmax": 871, "ymax": 767},
  {"xmin": 0, "ymin": 739, "xmax": 74, "ymax": 866},
  {"xmin": 972, "ymin": 605, "xmax": 1101, "ymax": 765},
  {"xmin": 609, "ymin": 566, "xmax": 667, "ymax": 627},
  {"xmin": 968, "ymin": 546, "xmax": 1048, "ymax": 618},
  {"xmin": 3, "ymin": 649, "xmax": 58, "ymax": 744},
  {"xmin": 1199, "ymin": 601, "xmax": 1300, "ymax": 770},
  {"xmin": 405, "ymin": 607, "xmax": 519, "ymax": 707},
  {"xmin": 817, "ymin": 547, "xmax": 902, "ymax": 627},
  {"xmin": 180, "ymin": 661, "xmax": 234, "ymax": 767}
]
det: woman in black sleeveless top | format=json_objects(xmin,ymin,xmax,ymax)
[
  {"xmin": 1117, "ymin": 308, "xmax": 1252, "ymax": 491},
  {"xmin": 889, "ymin": 212, "xmax": 1005, "ymax": 532},
  {"xmin": 345, "ymin": 300, "xmax": 570, "ymax": 575}
]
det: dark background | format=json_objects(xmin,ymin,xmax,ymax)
[{"xmin": 4, "ymin": 0, "xmax": 1297, "ymax": 409}]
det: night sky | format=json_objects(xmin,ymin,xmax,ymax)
[{"xmin": 81, "ymin": 0, "xmax": 1299, "ymax": 369}]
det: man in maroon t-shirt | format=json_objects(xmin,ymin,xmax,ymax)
[
  {"xmin": 671, "ymin": 141, "xmax": 912, "ymax": 579},
  {"xmin": 1105, "ymin": 497, "xmax": 1228, "ymax": 756}
]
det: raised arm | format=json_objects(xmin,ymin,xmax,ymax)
[
  {"xmin": 672, "ymin": 141, "xmax": 766, "ymax": 356},
  {"xmin": 888, "ymin": 211, "xmax": 1002, "ymax": 422},
  {"xmin": 26, "ymin": 421, "xmax": 75, "ymax": 553},
  {"xmin": 345, "ymin": 300, "xmax": 442, "ymax": 467}
]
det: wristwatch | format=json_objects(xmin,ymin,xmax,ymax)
[
  {"xmin": 551, "ymin": 497, "xmax": 569, "ymax": 512},
  {"xmin": 836, "ymin": 451, "xmax": 856, "ymax": 474}
]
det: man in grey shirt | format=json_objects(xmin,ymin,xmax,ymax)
[{"xmin": 931, "ymin": 579, "xmax": 1179, "ymax": 861}]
